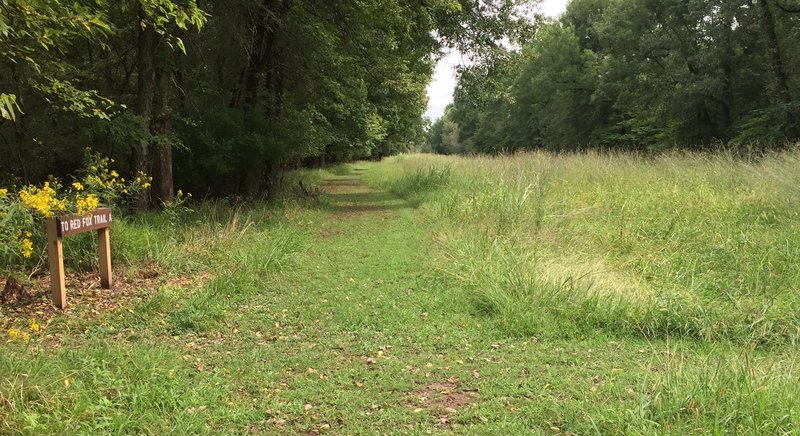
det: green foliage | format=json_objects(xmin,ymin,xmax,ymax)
[
  {"xmin": 0, "ymin": 0, "xmax": 113, "ymax": 118},
  {"xmin": 0, "ymin": 93, "xmax": 21, "ymax": 121},
  {"xmin": 0, "ymin": 0, "xmax": 531, "ymax": 197},
  {"xmin": 433, "ymin": 0, "xmax": 800, "ymax": 153}
]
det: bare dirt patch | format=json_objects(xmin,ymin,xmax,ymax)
[
  {"xmin": 1, "ymin": 265, "xmax": 210, "ymax": 335},
  {"xmin": 411, "ymin": 377, "xmax": 478, "ymax": 428},
  {"xmin": 319, "ymin": 178, "xmax": 398, "ymax": 220},
  {"xmin": 320, "ymin": 179, "xmax": 362, "ymax": 194},
  {"xmin": 318, "ymin": 177, "xmax": 411, "ymax": 225}
]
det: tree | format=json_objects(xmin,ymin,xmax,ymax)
[
  {"xmin": 1, "ymin": 0, "xmax": 538, "ymax": 198},
  {"xmin": 133, "ymin": 0, "xmax": 206, "ymax": 206},
  {"xmin": 434, "ymin": 0, "xmax": 800, "ymax": 154}
]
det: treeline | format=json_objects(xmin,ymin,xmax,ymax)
[
  {"xmin": 429, "ymin": 0, "xmax": 800, "ymax": 154},
  {"xmin": 0, "ymin": 0, "xmax": 527, "ymax": 203}
]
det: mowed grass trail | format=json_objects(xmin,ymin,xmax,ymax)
[{"xmin": 3, "ymin": 156, "xmax": 800, "ymax": 434}]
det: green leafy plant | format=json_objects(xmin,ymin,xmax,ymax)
[{"xmin": 0, "ymin": 152, "xmax": 150, "ymax": 268}]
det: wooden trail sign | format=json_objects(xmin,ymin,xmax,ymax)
[{"xmin": 46, "ymin": 208, "xmax": 113, "ymax": 309}]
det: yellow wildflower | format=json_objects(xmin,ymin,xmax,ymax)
[
  {"xmin": 90, "ymin": 166, "xmax": 98, "ymax": 172},
  {"xmin": 19, "ymin": 183, "xmax": 59, "ymax": 217},
  {"xmin": 24, "ymin": 231, "xmax": 32, "ymax": 237},
  {"xmin": 20, "ymin": 238, "xmax": 33, "ymax": 258},
  {"xmin": 177, "ymin": 189, "xmax": 183, "ymax": 196},
  {"xmin": 76, "ymin": 194, "xmax": 100, "ymax": 213},
  {"xmin": 7, "ymin": 328, "xmax": 29, "ymax": 343},
  {"xmin": 110, "ymin": 170, "xmax": 119, "ymax": 178},
  {"xmin": 29, "ymin": 320, "xmax": 40, "ymax": 333},
  {"xmin": 72, "ymin": 182, "xmax": 84, "ymax": 191},
  {"xmin": 0, "ymin": 188, "xmax": 7, "ymax": 197},
  {"xmin": 142, "ymin": 182, "xmax": 151, "ymax": 189},
  {"xmin": 8, "ymin": 328, "xmax": 21, "ymax": 340}
]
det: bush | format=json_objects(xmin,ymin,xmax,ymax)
[{"xmin": 0, "ymin": 152, "xmax": 150, "ymax": 270}]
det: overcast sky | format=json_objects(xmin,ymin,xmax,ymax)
[{"xmin": 424, "ymin": 0, "xmax": 569, "ymax": 120}]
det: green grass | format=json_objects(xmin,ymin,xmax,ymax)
[{"xmin": 2, "ymin": 154, "xmax": 799, "ymax": 434}]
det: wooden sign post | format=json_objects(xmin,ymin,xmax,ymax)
[{"xmin": 46, "ymin": 208, "xmax": 113, "ymax": 309}]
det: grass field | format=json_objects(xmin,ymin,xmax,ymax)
[{"xmin": 2, "ymin": 152, "xmax": 799, "ymax": 434}]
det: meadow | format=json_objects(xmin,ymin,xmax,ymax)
[{"xmin": 2, "ymin": 152, "xmax": 799, "ymax": 434}]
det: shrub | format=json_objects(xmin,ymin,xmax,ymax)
[{"xmin": 0, "ymin": 152, "xmax": 150, "ymax": 269}]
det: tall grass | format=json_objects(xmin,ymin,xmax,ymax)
[
  {"xmin": 361, "ymin": 151, "xmax": 800, "ymax": 432},
  {"xmin": 110, "ymin": 200, "xmax": 313, "ymax": 274},
  {"xmin": 364, "ymin": 151, "xmax": 800, "ymax": 346}
]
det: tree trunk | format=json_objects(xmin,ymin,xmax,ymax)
[
  {"xmin": 716, "ymin": 2, "xmax": 736, "ymax": 139},
  {"xmin": 152, "ymin": 71, "xmax": 174, "ymax": 204},
  {"xmin": 135, "ymin": 10, "xmax": 156, "ymax": 209},
  {"xmin": 266, "ymin": 158, "xmax": 282, "ymax": 201},
  {"xmin": 263, "ymin": 3, "xmax": 291, "ymax": 199},
  {"xmin": 231, "ymin": 0, "xmax": 277, "ymax": 194},
  {"xmin": 230, "ymin": 0, "xmax": 292, "ymax": 197},
  {"xmin": 243, "ymin": 161, "xmax": 264, "ymax": 197},
  {"xmin": 758, "ymin": 0, "xmax": 799, "ymax": 139},
  {"xmin": 231, "ymin": 0, "xmax": 276, "ymax": 109}
]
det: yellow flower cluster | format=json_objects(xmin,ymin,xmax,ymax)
[
  {"xmin": 134, "ymin": 172, "xmax": 153, "ymax": 190},
  {"xmin": 75, "ymin": 194, "xmax": 100, "ymax": 214},
  {"xmin": 7, "ymin": 321, "xmax": 40, "ymax": 343},
  {"xmin": 19, "ymin": 238, "xmax": 33, "ymax": 258},
  {"xmin": 18, "ymin": 182, "xmax": 67, "ymax": 217},
  {"xmin": 2, "ymin": 153, "xmax": 156, "ymax": 263},
  {"xmin": 7, "ymin": 328, "xmax": 30, "ymax": 343},
  {"xmin": 83, "ymin": 157, "xmax": 134, "ymax": 193}
]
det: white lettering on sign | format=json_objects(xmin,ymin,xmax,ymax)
[{"xmin": 55, "ymin": 208, "xmax": 113, "ymax": 237}]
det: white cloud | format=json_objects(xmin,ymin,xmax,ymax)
[
  {"xmin": 540, "ymin": 0, "xmax": 569, "ymax": 18},
  {"xmin": 424, "ymin": 0, "xmax": 569, "ymax": 120},
  {"xmin": 423, "ymin": 50, "xmax": 464, "ymax": 120}
]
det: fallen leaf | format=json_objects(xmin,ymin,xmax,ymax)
[{"xmin": 186, "ymin": 406, "xmax": 207, "ymax": 414}]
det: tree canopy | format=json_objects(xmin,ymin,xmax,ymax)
[
  {"xmin": 430, "ymin": 0, "xmax": 800, "ymax": 154},
  {"xmin": 1, "ymin": 0, "xmax": 531, "ymax": 202}
]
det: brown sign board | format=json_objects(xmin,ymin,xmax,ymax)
[
  {"xmin": 48, "ymin": 207, "xmax": 114, "ymax": 308},
  {"xmin": 55, "ymin": 207, "xmax": 112, "ymax": 237}
]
